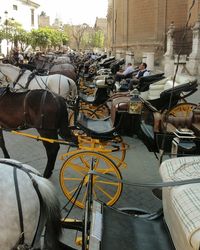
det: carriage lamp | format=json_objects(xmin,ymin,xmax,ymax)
[{"xmin": 128, "ymin": 88, "xmax": 143, "ymax": 114}]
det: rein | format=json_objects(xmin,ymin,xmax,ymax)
[
  {"xmin": 13, "ymin": 69, "xmax": 26, "ymax": 87},
  {"xmin": 0, "ymin": 160, "xmax": 44, "ymax": 250},
  {"xmin": 12, "ymin": 69, "xmax": 50, "ymax": 91}
]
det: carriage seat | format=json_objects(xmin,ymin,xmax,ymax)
[
  {"xmin": 110, "ymin": 96, "xmax": 130, "ymax": 123},
  {"xmin": 79, "ymin": 85, "xmax": 109, "ymax": 106},
  {"xmin": 160, "ymin": 156, "xmax": 200, "ymax": 250},
  {"xmin": 76, "ymin": 112, "xmax": 117, "ymax": 139},
  {"xmin": 141, "ymin": 74, "xmax": 197, "ymax": 101},
  {"xmin": 89, "ymin": 200, "xmax": 175, "ymax": 250}
]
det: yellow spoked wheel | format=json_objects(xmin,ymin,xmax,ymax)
[
  {"xmin": 78, "ymin": 103, "xmax": 110, "ymax": 119},
  {"xmin": 60, "ymin": 151, "xmax": 123, "ymax": 209},
  {"xmin": 90, "ymin": 104, "xmax": 110, "ymax": 118}
]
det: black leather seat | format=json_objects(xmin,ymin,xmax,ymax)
[
  {"xmin": 89, "ymin": 201, "xmax": 175, "ymax": 250},
  {"xmin": 76, "ymin": 112, "xmax": 117, "ymax": 140}
]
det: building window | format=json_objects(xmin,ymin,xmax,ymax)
[
  {"xmin": 31, "ymin": 9, "xmax": 34, "ymax": 26},
  {"xmin": 13, "ymin": 5, "xmax": 18, "ymax": 11}
]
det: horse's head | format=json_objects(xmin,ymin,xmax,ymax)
[
  {"xmin": 0, "ymin": 64, "xmax": 20, "ymax": 85},
  {"xmin": 0, "ymin": 65, "xmax": 12, "ymax": 86}
]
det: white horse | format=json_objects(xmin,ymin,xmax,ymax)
[
  {"xmin": 0, "ymin": 63, "xmax": 77, "ymax": 100},
  {"xmin": 0, "ymin": 158, "xmax": 74, "ymax": 250}
]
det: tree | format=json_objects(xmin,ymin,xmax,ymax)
[
  {"xmin": 30, "ymin": 27, "xmax": 68, "ymax": 51},
  {"xmin": 30, "ymin": 28, "xmax": 50, "ymax": 50},
  {"xmin": 92, "ymin": 30, "xmax": 104, "ymax": 48},
  {"xmin": 0, "ymin": 19, "xmax": 30, "ymax": 50},
  {"xmin": 71, "ymin": 23, "xmax": 89, "ymax": 50},
  {"xmin": 15, "ymin": 29, "xmax": 32, "ymax": 51}
]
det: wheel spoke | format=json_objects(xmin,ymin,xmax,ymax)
[
  {"xmin": 68, "ymin": 162, "xmax": 88, "ymax": 176},
  {"xmin": 95, "ymin": 184, "xmax": 113, "ymax": 199},
  {"xmin": 95, "ymin": 180, "xmax": 119, "ymax": 186},
  {"xmin": 93, "ymin": 157, "xmax": 100, "ymax": 169},
  {"xmin": 81, "ymin": 190, "xmax": 87, "ymax": 204},
  {"xmin": 63, "ymin": 177, "xmax": 82, "ymax": 181},
  {"xmin": 93, "ymin": 189, "xmax": 98, "ymax": 200},
  {"xmin": 93, "ymin": 167, "xmax": 116, "ymax": 174},
  {"xmin": 68, "ymin": 186, "xmax": 79, "ymax": 195},
  {"xmin": 80, "ymin": 156, "xmax": 90, "ymax": 168}
]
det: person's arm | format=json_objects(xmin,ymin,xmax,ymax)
[{"xmin": 123, "ymin": 67, "xmax": 133, "ymax": 76}]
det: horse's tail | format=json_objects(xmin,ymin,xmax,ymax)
[
  {"xmin": 57, "ymin": 95, "xmax": 76, "ymax": 142},
  {"xmin": 35, "ymin": 175, "xmax": 77, "ymax": 250},
  {"xmin": 33, "ymin": 176, "xmax": 62, "ymax": 249}
]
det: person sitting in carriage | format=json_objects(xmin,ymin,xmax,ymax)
[
  {"xmin": 115, "ymin": 62, "xmax": 134, "ymax": 82},
  {"xmin": 125, "ymin": 62, "xmax": 150, "ymax": 90},
  {"xmin": 132, "ymin": 62, "xmax": 150, "ymax": 81}
]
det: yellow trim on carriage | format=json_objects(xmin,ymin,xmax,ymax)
[{"xmin": 11, "ymin": 130, "xmax": 70, "ymax": 145}]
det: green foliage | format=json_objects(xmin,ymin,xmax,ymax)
[
  {"xmin": 81, "ymin": 29, "xmax": 105, "ymax": 49},
  {"xmin": 30, "ymin": 27, "xmax": 69, "ymax": 49},
  {"xmin": 0, "ymin": 19, "xmax": 104, "ymax": 52},
  {"xmin": 93, "ymin": 30, "xmax": 104, "ymax": 48}
]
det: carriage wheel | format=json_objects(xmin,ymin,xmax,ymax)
[
  {"xmin": 60, "ymin": 151, "xmax": 123, "ymax": 209},
  {"xmin": 165, "ymin": 103, "xmax": 197, "ymax": 117},
  {"xmin": 91, "ymin": 104, "xmax": 110, "ymax": 118}
]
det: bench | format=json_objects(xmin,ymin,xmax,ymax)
[
  {"xmin": 160, "ymin": 156, "xmax": 200, "ymax": 250},
  {"xmin": 141, "ymin": 74, "xmax": 197, "ymax": 101}
]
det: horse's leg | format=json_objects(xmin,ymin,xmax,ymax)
[
  {"xmin": 0, "ymin": 129, "xmax": 10, "ymax": 158},
  {"xmin": 38, "ymin": 130, "xmax": 60, "ymax": 178}
]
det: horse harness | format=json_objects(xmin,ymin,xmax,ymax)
[
  {"xmin": 23, "ymin": 89, "xmax": 61, "ymax": 130},
  {"xmin": 12, "ymin": 69, "xmax": 50, "ymax": 91},
  {"xmin": 0, "ymin": 86, "xmax": 60, "ymax": 131},
  {"xmin": 0, "ymin": 160, "xmax": 44, "ymax": 250}
]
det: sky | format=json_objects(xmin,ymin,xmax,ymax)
[{"xmin": 39, "ymin": 0, "xmax": 108, "ymax": 26}]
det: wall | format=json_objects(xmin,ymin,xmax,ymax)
[{"xmin": 107, "ymin": 0, "xmax": 200, "ymax": 66}]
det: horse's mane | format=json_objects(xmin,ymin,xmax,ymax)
[
  {"xmin": 1, "ymin": 63, "xmax": 31, "ymax": 74},
  {"xmin": 1, "ymin": 63, "xmax": 19, "ymax": 70}
]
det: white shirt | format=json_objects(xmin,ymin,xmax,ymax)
[{"xmin": 123, "ymin": 65, "xmax": 134, "ymax": 76}]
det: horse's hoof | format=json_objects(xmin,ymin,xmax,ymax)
[{"xmin": 43, "ymin": 171, "xmax": 52, "ymax": 179}]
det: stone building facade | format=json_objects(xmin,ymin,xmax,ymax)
[
  {"xmin": 107, "ymin": 0, "xmax": 200, "ymax": 71},
  {"xmin": 0, "ymin": 0, "xmax": 40, "ymax": 55}
]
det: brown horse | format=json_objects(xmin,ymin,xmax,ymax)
[
  {"xmin": 32, "ymin": 54, "xmax": 78, "ymax": 81},
  {"xmin": 0, "ymin": 86, "xmax": 75, "ymax": 178}
]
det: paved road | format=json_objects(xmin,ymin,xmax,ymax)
[
  {"xmin": 2, "ymin": 130, "xmax": 162, "ymax": 248},
  {"xmin": 2, "ymin": 86, "xmax": 199, "ymax": 248}
]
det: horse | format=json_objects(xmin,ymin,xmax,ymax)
[
  {"xmin": 33, "ymin": 54, "xmax": 77, "ymax": 81},
  {"xmin": 0, "ymin": 87, "xmax": 75, "ymax": 178},
  {"xmin": 0, "ymin": 63, "xmax": 77, "ymax": 101},
  {"xmin": 0, "ymin": 158, "xmax": 75, "ymax": 250}
]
